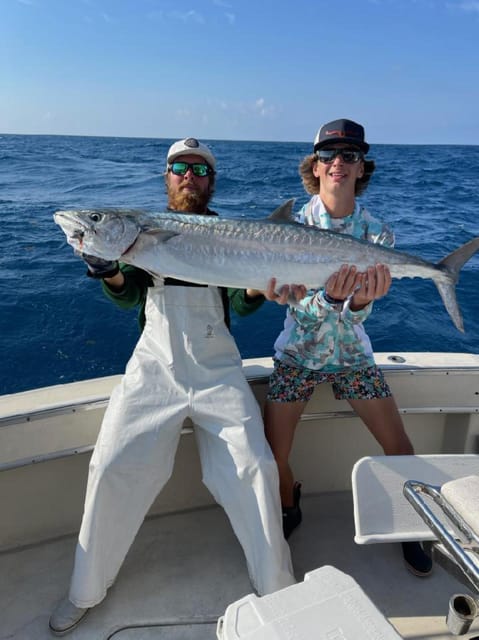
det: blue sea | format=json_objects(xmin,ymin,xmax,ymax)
[{"xmin": 1, "ymin": 134, "xmax": 479, "ymax": 396}]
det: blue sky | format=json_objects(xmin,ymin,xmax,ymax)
[{"xmin": 2, "ymin": 0, "xmax": 479, "ymax": 144}]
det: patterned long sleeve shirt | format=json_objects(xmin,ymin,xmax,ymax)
[{"xmin": 273, "ymin": 195, "xmax": 394, "ymax": 372}]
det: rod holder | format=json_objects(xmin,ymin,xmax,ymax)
[{"xmin": 446, "ymin": 593, "xmax": 478, "ymax": 636}]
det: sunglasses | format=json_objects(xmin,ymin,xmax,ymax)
[
  {"xmin": 316, "ymin": 149, "xmax": 364, "ymax": 164},
  {"xmin": 168, "ymin": 161, "xmax": 212, "ymax": 177}
]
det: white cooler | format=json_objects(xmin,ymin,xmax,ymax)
[{"xmin": 217, "ymin": 565, "xmax": 402, "ymax": 640}]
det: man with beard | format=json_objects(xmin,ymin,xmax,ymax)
[{"xmin": 49, "ymin": 138, "xmax": 296, "ymax": 636}]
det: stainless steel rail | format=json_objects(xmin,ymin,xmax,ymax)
[{"xmin": 404, "ymin": 479, "xmax": 479, "ymax": 635}]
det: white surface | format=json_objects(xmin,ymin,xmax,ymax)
[
  {"xmin": 352, "ymin": 455, "xmax": 479, "ymax": 543},
  {"xmin": 441, "ymin": 475, "xmax": 479, "ymax": 533},
  {"xmin": 218, "ymin": 565, "xmax": 403, "ymax": 639},
  {"xmin": 3, "ymin": 492, "xmax": 478, "ymax": 640}
]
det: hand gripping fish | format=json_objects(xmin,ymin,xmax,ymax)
[{"xmin": 54, "ymin": 200, "xmax": 479, "ymax": 332}]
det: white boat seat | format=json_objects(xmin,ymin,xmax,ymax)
[
  {"xmin": 217, "ymin": 565, "xmax": 403, "ymax": 640},
  {"xmin": 441, "ymin": 474, "xmax": 479, "ymax": 533},
  {"xmin": 351, "ymin": 454, "xmax": 479, "ymax": 544}
]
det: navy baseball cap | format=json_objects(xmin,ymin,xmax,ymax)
[{"xmin": 313, "ymin": 119, "xmax": 369, "ymax": 153}]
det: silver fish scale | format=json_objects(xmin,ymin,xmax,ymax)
[{"xmin": 144, "ymin": 213, "xmax": 442, "ymax": 278}]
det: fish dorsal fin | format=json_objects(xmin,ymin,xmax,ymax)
[{"xmin": 267, "ymin": 198, "xmax": 296, "ymax": 222}]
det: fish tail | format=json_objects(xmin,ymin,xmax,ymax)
[{"xmin": 435, "ymin": 237, "xmax": 479, "ymax": 333}]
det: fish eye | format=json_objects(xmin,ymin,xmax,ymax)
[{"xmin": 88, "ymin": 212, "xmax": 103, "ymax": 223}]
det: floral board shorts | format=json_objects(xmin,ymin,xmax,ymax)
[{"xmin": 267, "ymin": 359, "xmax": 392, "ymax": 403}]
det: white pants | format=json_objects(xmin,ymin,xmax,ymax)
[{"xmin": 69, "ymin": 283, "xmax": 295, "ymax": 607}]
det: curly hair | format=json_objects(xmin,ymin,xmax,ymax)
[{"xmin": 299, "ymin": 154, "xmax": 375, "ymax": 197}]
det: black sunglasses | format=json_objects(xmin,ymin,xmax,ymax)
[
  {"xmin": 316, "ymin": 149, "xmax": 364, "ymax": 164},
  {"xmin": 168, "ymin": 161, "xmax": 212, "ymax": 177}
]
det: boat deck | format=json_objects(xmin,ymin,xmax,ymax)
[{"xmin": 3, "ymin": 491, "xmax": 478, "ymax": 639}]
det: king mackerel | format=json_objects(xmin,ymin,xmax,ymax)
[{"xmin": 54, "ymin": 201, "xmax": 479, "ymax": 332}]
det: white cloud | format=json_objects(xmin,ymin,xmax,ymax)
[
  {"xmin": 176, "ymin": 108, "xmax": 192, "ymax": 119},
  {"xmin": 170, "ymin": 10, "xmax": 205, "ymax": 24},
  {"xmin": 214, "ymin": 97, "xmax": 277, "ymax": 118},
  {"xmin": 212, "ymin": 0, "xmax": 235, "ymax": 24},
  {"xmin": 170, "ymin": 98, "xmax": 278, "ymax": 136},
  {"xmin": 450, "ymin": 1, "xmax": 479, "ymax": 12},
  {"xmin": 254, "ymin": 98, "xmax": 275, "ymax": 117}
]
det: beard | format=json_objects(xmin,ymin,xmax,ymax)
[{"xmin": 168, "ymin": 186, "xmax": 211, "ymax": 213}]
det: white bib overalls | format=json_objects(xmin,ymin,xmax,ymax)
[{"xmin": 69, "ymin": 280, "xmax": 295, "ymax": 607}]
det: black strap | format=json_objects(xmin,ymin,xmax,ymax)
[{"xmin": 163, "ymin": 277, "xmax": 208, "ymax": 287}]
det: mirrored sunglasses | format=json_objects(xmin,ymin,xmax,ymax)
[
  {"xmin": 316, "ymin": 149, "xmax": 364, "ymax": 164},
  {"xmin": 169, "ymin": 161, "xmax": 212, "ymax": 177}
]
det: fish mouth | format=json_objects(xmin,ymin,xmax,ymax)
[
  {"xmin": 54, "ymin": 212, "xmax": 93, "ymax": 250},
  {"xmin": 71, "ymin": 229, "xmax": 85, "ymax": 250}
]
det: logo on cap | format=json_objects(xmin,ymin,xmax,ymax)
[
  {"xmin": 325, "ymin": 129, "xmax": 359, "ymax": 138},
  {"xmin": 325, "ymin": 129, "xmax": 346, "ymax": 137},
  {"xmin": 184, "ymin": 138, "xmax": 200, "ymax": 148}
]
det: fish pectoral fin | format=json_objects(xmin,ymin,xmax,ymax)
[
  {"xmin": 142, "ymin": 229, "xmax": 181, "ymax": 243},
  {"xmin": 267, "ymin": 198, "xmax": 296, "ymax": 223}
]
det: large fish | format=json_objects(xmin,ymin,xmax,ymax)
[{"xmin": 54, "ymin": 200, "xmax": 479, "ymax": 332}]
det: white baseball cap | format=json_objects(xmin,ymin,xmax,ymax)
[{"xmin": 166, "ymin": 137, "xmax": 216, "ymax": 170}]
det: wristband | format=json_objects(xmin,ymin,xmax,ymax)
[
  {"xmin": 86, "ymin": 264, "xmax": 120, "ymax": 280},
  {"xmin": 321, "ymin": 291, "xmax": 344, "ymax": 312},
  {"xmin": 323, "ymin": 292, "xmax": 344, "ymax": 305}
]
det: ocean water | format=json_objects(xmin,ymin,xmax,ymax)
[{"xmin": 1, "ymin": 134, "xmax": 479, "ymax": 396}]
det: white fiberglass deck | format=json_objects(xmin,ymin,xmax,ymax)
[
  {"xmin": 2, "ymin": 491, "xmax": 478, "ymax": 640},
  {"xmin": 3, "ymin": 354, "xmax": 479, "ymax": 639}
]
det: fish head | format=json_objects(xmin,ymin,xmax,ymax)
[{"xmin": 53, "ymin": 209, "xmax": 142, "ymax": 260}]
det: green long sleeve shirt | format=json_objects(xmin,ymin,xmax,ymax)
[{"xmin": 101, "ymin": 264, "xmax": 265, "ymax": 331}]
